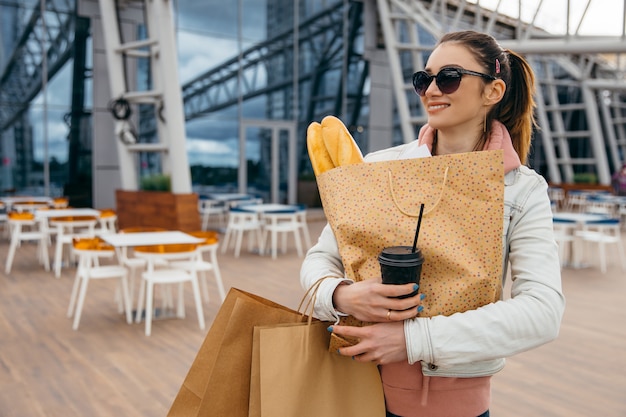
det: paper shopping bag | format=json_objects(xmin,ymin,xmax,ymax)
[
  {"xmin": 249, "ymin": 321, "xmax": 386, "ymax": 417},
  {"xmin": 316, "ymin": 151, "xmax": 505, "ymax": 348},
  {"xmin": 167, "ymin": 288, "xmax": 305, "ymax": 417}
]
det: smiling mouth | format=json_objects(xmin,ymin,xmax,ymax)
[{"xmin": 428, "ymin": 104, "xmax": 449, "ymax": 110}]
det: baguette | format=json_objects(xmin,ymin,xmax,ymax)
[
  {"xmin": 306, "ymin": 116, "xmax": 364, "ymax": 176},
  {"xmin": 306, "ymin": 121, "xmax": 335, "ymax": 176},
  {"xmin": 321, "ymin": 116, "xmax": 364, "ymax": 168}
]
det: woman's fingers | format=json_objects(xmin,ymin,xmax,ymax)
[
  {"xmin": 333, "ymin": 280, "xmax": 425, "ymax": 322},
  {"xmin": 330, "ymin": 322, "xmax": 408, "ymax": 364}
]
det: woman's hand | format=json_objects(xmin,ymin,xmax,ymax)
[
  {"xmin": 332, "ymin": 278, "xmax": 424, "ymax": 322},
  {"xmin": 330, "ymin": 321, "xmax": 408, "ymax": 365}
]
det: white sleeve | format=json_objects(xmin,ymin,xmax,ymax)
[
  {"xmin": 300, "ymin": 223, "xmax": 353, "ymax": 322},
  {"xmin": 405, "ymin": 175, "xmax": 565, "ymax": 366}
]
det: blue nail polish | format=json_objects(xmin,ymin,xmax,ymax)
[
  {"xmin": 413, "ymin": 284, "xmax": 419, "ymax": 291},
  {"xmin": 418, "ymin": 305, "xmax": 424, "ymax": 312},
  {"xmin": 351, "ymin": 356, "xmax": 355, "ymax": 360},
  {"xmin": 337, "ymin": 349, "xmax": 341, "ymax": 354},
  {"xmin": 420, "ymin": 293, "xmax": 426, "ymax": 300},
  {"xmin": 327, "ymin": 326, "xmax": 333, "ymax": 332}
]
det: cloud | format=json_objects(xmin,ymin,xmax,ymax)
[
  {"xmin": 186, "ymin": 137, "xmax": 238, "ymax": 166},
  {"xmin": 176, "ymin": 31, "xmax": 239, "ymax": 83}
]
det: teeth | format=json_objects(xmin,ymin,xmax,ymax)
[{"xmin": 429, "ymin": 104, "xmax": 448, "ymax": 110}]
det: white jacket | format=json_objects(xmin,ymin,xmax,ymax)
[{"xmin": 300, "ymin": 143, "xmax": 565, "ymax": 378}]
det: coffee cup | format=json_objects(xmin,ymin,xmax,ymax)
[{"xmin": 378, "ymin": 246, "xmax": 424, "ymax": 299}]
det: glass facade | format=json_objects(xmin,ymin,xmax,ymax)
[
  {"xmin": 1, "ymin": 0, "xmax": 625, "ymax": 204},
  {"xmin": 0, "ymin": 0, "xmax": 79, "ymax": 197}
]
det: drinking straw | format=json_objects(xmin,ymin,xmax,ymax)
[{"xmin": 412, "ymin": 203, "xmax": 425, "ymax": 253}]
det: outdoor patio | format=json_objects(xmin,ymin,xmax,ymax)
[{"xmin": 0, "ymin": 215, "xmax": 624, "ymax": 416}]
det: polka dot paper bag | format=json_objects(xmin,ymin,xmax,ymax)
[{"xmin": 316, "ymin": 150, "xmax": 504, "ymax": 346}]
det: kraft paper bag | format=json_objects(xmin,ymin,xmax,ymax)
[
  {"xmin": 167, "ymin": 288, "xmax": 305, "ymax": 417},
  {"xmin": 316, "ymin": 151, "xmax": 505, "ymax": 349},
  {"xmin": 249, "ymin": 321, "xmax": 385, "ymax": 417}
]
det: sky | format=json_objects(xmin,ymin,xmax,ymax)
[
  {"xmin": 472, "ymin": 0, "xmax": 625, "ymax": 36},
  {"xmin": 27, "ymin": 0, "xmax": 626, "ymax": 168}
]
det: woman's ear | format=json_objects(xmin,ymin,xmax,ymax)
[{"xmin": 484, "ymin": 79, "xmax": 506, "ymax": 105}]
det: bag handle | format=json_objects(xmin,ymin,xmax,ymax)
[
  {"xmin": 297, "ymin": 276, "xmax": 332, "ymax": 325},
  {"xmin": 387, "ymin": 166, "xmax": 449, "ymax": 217}
]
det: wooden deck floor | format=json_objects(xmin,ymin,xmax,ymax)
[{"xmin": 0, "ymin": 216, "xmax": 625, "ymax": 416}]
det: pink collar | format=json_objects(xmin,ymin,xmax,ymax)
[{"xmin": 417, "ymin": 121, "xmax": 521, "ymax": 173}]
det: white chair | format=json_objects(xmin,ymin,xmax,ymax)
[
  {"xmin": 547, "ymin": 187, "xmax": 565, "ymax": 212},
  {"xmin": 168, "ymin": 230, "xmax": 226, "ymax": 303},
  {"xmin": 261, "ymin": 209, "xmax": 304, "ymax": 259},
  {"xmin": 585, "ymin": 196, "xmax": 615, "ymax": 216},
  {"xmin": 0, "ymin": 202, "xmax": 7, "ymax": 239},
  {"xmin": 221, "ymin": 207, "xmax": 264, "ymax": 257},
  {"xmin": 564, "ymin": 191, "xmax": 588, "ymax": 212},
  {"xmin": 575, "ymin": 218, "xmax": 626, "ymax": 273},
  {"xmin": 619, "ymin": 203, "xmax": 626, "ymax": 228},
  {"xmin": 295, "ymin": 204, "xmax": 312, "ymax": 250},
  {"xmin": 134, "ymin": 243, "xmax": 206, "ymax": 336},
  {"xmin": 67, "ymin": 237, "xmax": 132, "ymax": 330},
  {"xmin": 49, "ymin": 216, "xmax": 98, "ymax": 278},
  {"xmin": 552, "ymin": 218, "xmax": 576, "ymax": 268},
  {"xmin": 117, "ymin": 226, "xmax": 168, "ymax": 309},
  {"xmin": 97, "ymin": 209, "xmax": 118, "ymax": 234},
  {"xmin": 5, "ymin": 212, "xmax": 50, "ymax": 274},
  {"xmin": 198, "ymin": 199, "xmax": 227, "ymax": 231}
]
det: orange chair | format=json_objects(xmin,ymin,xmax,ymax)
[
  {"xmin": 68, "ymin": 237, "xmax": 132, "ymax": 330},
  {"xmin": 51, "ymin": 197, "xmax": 69, "ymax": 208}
]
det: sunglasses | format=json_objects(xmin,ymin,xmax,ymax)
[{"xmin": 412, "ymin": 67, "xmax": 496, "ymax": 96}]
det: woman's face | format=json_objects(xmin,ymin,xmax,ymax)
[{"xmin": 421, "ymin": 43, "xmax": 491, "ymax": 133}]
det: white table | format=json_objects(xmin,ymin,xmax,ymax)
[
  {"xmin": 35, "ymin": 208, "xmax": 101, "ymax": 219},
  {"xmin": 206, "ymin": 193, "xmax": 253, "ymax": 202},
  {"xmin": 100, "ymin": 231, "xmax": 204, "ymax": 247},
  {"xmin": 1, "ymin": 196, "xmax": 52, "ymax": 205},
  {"xmin": 2, "ymin": 197, "xmax": 52, "ymax": 212},
  {"xmin": 237, "ymin": 203, "xmax": 299, "ymax": 213}
]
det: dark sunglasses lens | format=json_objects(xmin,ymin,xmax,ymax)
[
  {"xmin": 413, "ymin": 72, "xmax": 433, "ymax": 96},
  {"xmin": 436, "ymin": 69, "xmax": 462, "ymax": 94}
]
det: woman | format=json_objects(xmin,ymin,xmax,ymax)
[{"xmin": 300, "ymin": 30, "xmax": 565, "ymax": 417}]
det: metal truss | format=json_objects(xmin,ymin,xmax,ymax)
[
  {"xmin": 376, "ymin": 0, "xmax": 626, "ymax": 184},
  {"xmin": 0, "ymin": 0, "xmax": 75, "ymax": 132},
  {"xmin": 180, "ymin": 2, "xmax": 347, "ymax": 119}
]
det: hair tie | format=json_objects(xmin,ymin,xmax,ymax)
[{"xmin": 495, "ymin": 58, "xmax": 501, "ymax": 74}]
